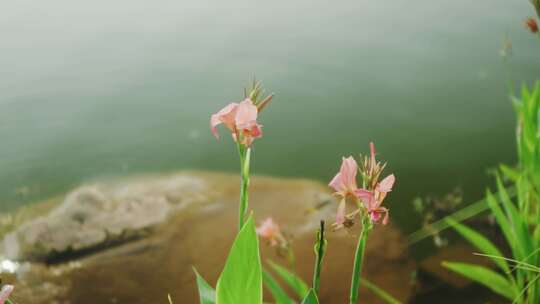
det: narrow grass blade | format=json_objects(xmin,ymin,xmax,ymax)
[
  {"xmin": 360, "ymin": 279, "xmax": 402, "ymax": 304},
  {"xmin": 442, "ymin": 262, "xmax": 517, "ymax": 300},
  {"xmin": 446, "ymin": 218, "xmax": 510, "ymax": 273},
  {"xmin": 300, "ymin": 289, "xmax": 319, "ymax": 304},
  {"xmin": 268, "ymin": 260, "xmax": 309, "ymax": 299},
  {"xmin": 262, "ymin": 270, "xmax": 295, "ymax": 304}
]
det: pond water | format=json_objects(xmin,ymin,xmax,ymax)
[{"xmin": 1, "ymin": 0, "xmax": 539, "ymax": 233}]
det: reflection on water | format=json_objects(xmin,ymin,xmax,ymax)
[
  {"xmin": 0, "ymin": 259, "xmax": 19, "ymax": 274},
  {"xmin": 0, "ymin": 0, "xmax": 539, "ymax": 233}
]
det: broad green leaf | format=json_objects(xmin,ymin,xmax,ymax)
[
  {"xmin": 446, "ymin": 218, "xmax": 510, "ymax": 273},
  {"xmin": 268, "ymin": 260, "xmax": 310, "ymax": 299},
  {"xmin": 216, "ymin": 217, "xmax": 262, "ymax": 304},
  {"xmin": 300, "ymin": 289, "xmax": 319, "ymax": 304},
  {"xmin": 442, "ymin": 262, "xmax": 517, "ymax": 300},
  {"xmin": 262, "ymin": 270, "xmax": 295, "ymax": 304},
  {"xmin": 360, "ymin": 279, "xmax": 402, "ymax": 304},
  {"xmin": 193, "ymin": 267, "xmax": 216, "ymax": 304}
]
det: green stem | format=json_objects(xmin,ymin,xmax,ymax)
[
  {"xmin": 237, "ymin": 143, "xmax": 251, "ymax": 231},
  {"xmin": 349, "ymin": 216, "xmax": 371, "ymax": 304},
  {"xmin": 313, "ymin": 220, "xmax": 327, "ymax": 296}
]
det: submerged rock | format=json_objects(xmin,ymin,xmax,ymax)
[
  {"xmin": 3, "ymin": 175, "xmax": 205, "ymax": 262},
  {"xmin": 1, "ymin": 171, "xmax": 415, "ymax": 303}
]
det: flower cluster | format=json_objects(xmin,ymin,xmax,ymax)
[
  {"xmin": 210, "ymin": 82, "xmax": 272, "ymax": 146},
  {"xmin": 328, "ymin": 143, "xmax": 395, "ymax": 229},
  {"xmin": 256, "ymin": 218, "xmax": 287, "ymax": 247}
]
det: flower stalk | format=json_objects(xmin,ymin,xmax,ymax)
[
  {"xmin": 349, "ymin": 215, "xmax": 372, "ymax": 304},
  {"xmin": 312, "ymin": 220, "xmax": 327, "ymax": 296},
  {"xmin": 210, "ymin": 80, "xmax": 273, "ymax": 231},
  {"xmin": 237, "ymin": 142, "xmax": 251, "ymax": 230},
  {"xmin": 328, "ymin": 143, "xmax": 395, "ymax": 304}
]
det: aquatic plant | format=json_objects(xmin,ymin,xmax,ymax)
[
  {"xmin": 191, "ymin": 79, "xmax": 403, "ymax": 304},
  {"xmin": 190, "ymin": 81, "xmax": 273, "ymax": 304},
  {"xmin": 191, "ymin": 81, "xmax": 323, "ymax": 304},
  {"xmin": 442, "ymin": 83, "xmax": 540, "ymax": 303},
  {"xmin": 328, "ymin": 143, "xmax": 395, "ymax": 304},
  {"xmin": 210, "ymin": 80, "xmax": 272, "ymax": 231},
  {"xmin": 261, "ymin": 144, "xmax": 399, "ymax": 304}
]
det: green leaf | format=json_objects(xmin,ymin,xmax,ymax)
[
  {"xmin": 262, "ymin": 270, "xmax": 295, "ymax": 304},
  {"xmin": 496, "ymin": 175, "xmax": 533, "ymax": 260},
  {"xmin": 442, "ymin": 261, "xmax": 517, "ymax": 300},
  {"xmin": 216, "ymin": 217, "xmax": 262, "ymax": 304},
  {"xmin": 193, "ymin": 267, "xmax": 216, "ymax": 304},
  {"xmin": 300, "ymin": 289, "xmax": 319, "ymax": 304},
  {"xmin": 268, "ymin": 260, "xmax": 310, "ymax": 299},
  {"xmin": 407, "ymin": 185, "xmax": 518, "ymax": 246},
  {"xmin": 500, "ymin": 164, "xmax": 520, "ymax": 182},
  {"xmin": 446, "ymin": 218, "xmax": 510, "ymax": 274},
  {"xmin": 360, "ymin": 279, "xmax": 402, "ymax": 304},
  {"xmin": 486, "ymin": 189, "xmax": 519, "ymax": 259}
]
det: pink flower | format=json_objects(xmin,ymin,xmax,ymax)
[
  {"xmin": 329, "ymin": 156, "xmax": 358, "ymax": 197},
  {"xmin": 525, "ymin": 17, "xmax": 539, "ymax": 33},
  {"xmin": 0, "ymin": 285, "xmax": 14, "ymax": 304},
  {"xmin": 256, "ymin": 218, "xmax": 284, "ymax": 246},
  {"xmin": 210, "ymin": 98, "xmax": 263, "ymax": 146},
  {"xmin": 355, "ymin": 174, "xmax": 395, "ymax": 225},
  {"xmin": 329, "ymin": 156, "xmax": 360, "ymax": 228}
]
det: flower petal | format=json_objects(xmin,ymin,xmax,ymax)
[
  {"xmin": 382, "ymin": 209, "xmax": 390, "ymax": 225},
  {"xmin": 0, "ymin": 285, "xmax": 14, "ymax": 304},
  {"xmin": 369, "ymin": 142, "xmax": 376, "ymax": 163},
  {"xmin": 235, "ymin": 99, "xmax": 258, "ymax": 130},
  {"xmin": 369, "ymin": 207, "xmax": 389, "ymax": 225},
  {"xmin": 354, "ymin": 188, "xmax": 374, "ymax": 207},
  {"xmin": 341, "ymin": 156, "xmax": 358, "ymax": 190},
  {"xmin": 335, "ymin": 199, "xmax": 346, "ymax": 226},
  {"xmin": 210, "ymin": 102, "xmax": 239, "ymax": 138},
  {"xmin": 256, "ymin": 218, "xmax": 278, "ymax": 239},
  {"xmin": 377, "ymin": 174, "xmax": 395, "ymax": 193},
  {"xmin": 329, "ymin": 172, "xmax": 344, "ymax": 193}
]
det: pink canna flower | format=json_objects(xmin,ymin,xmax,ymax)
[
  {"xmin": 329, "ymin": 143, "xmax": 396, "ymax": 229},
  {"xmin": 355, "ymin": 174, "xmax": 395, "ymax": 225},
  {"xmin": 256, "ymin": 218, "xmax": 285, "ymax": 246},
  {"xmin": 210, "ymin": 98, "xmax": 263, "ymax": 146},
  {"xmin": 329, "ymin": 156, "xmax": 358, "ymax": 197},
  {"xmin": 0, "ymin": 285, "xmax": 14, "ymax": 304}
]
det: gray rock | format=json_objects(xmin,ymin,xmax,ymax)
[{"xmin": 3, "ymin": 174, "xmax": 206, "ymax": 262}]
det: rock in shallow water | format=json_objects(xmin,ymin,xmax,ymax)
[{"xmin": 1, "ymin": 171, "xmax": 415, "ymax": 303}]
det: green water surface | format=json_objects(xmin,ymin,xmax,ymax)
[{"xmin": 1, "ymin": 0, "xmax": 539, "ymax": 233}]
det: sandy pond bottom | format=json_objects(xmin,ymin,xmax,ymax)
[{"xmin": 2, "ymin": 171, "xmax": 418, "ymax": 303}]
